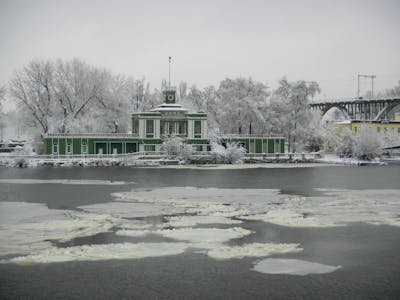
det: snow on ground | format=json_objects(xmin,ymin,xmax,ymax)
[
  {"xmin": 252, "ymin": 258, "xmax": 341, "ymax": 275},
  {"xmin": 316, "ymin": 154, "xmax": 386, "ymax": 165},
  {"xmin": 0, "ymin": 179, "xmax": 134, "ymax": 185}
]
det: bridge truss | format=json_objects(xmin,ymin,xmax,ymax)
[{"xmin": 310, "ymin": 98, "xmax": 400, "ymax": 121}]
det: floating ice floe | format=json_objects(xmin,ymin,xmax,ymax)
[
  {"xmin": 3, "ymin": 242, "xmax": 190, "ymax": 264},
  {"xmin": 0, "ymin": 202, "xmax": 125, "ymax": 256},
  {"xmin": 79, "ymin": 202, "xmax": 182, "ymax": 219},
  {"xmin": 165, "ymin": 215, "xmax": 242, "ymax": 227},
  {"xmin": 252, "ymin": 258, "xmax": 341, "ymax": 275},
  {"xmin": 240, "ymin": 209, "xmax": 338, "ymax": 228},
  {"xmin": 156, "ymin": 227, "xmax": 252, "ymax": 246},
  {"xmin": 207, "ymin": 243, "xmax": 303, "ymax": 260},
  {"xmin": 0, "ymin": 179, "xmax": 134, "ymax": 185}
]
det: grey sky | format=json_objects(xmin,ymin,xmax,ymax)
[{"xmin": 1, "ymin": 0, "xmax": 399, "ymax": 99}]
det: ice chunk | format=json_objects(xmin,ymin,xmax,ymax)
[
  {"xmin": 79, "ymin": 202, "xmax": 182, "ymax": 218},
  {"xmin": 116, "ymin": 229, "xmax": 151, "ymax": 237},
  {"xmin": 3, "ymin": 242, "xmax": 189, "ymax": 264},
  {"xmin": 207, "ymin": 243, "xmax": 303, "ymax": 260},
  {"xmin": 155, "ymin": 227, "xmax": 252, "ymax": 245},
  {"xmin": 165, "ymin": 215, "xmax": 242, "ymax": 227},
  {"xmin": 0, "ymin": 179, "xmax": 134, "ymax": 185},
  {"xmin": 0, "ymin": 202, "xmax": 124, "ymax": 256},
  {"xmin": 252, "ymin": 258, "xmax": 341, "ymax": 275},
  {"xmin": 240, "ymin": 209, "xmax": 338, "ymax": 228}
]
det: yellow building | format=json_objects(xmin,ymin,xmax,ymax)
[{"xmin": 336, "ymin": 113, "xmax": 400, "ymax": 136}]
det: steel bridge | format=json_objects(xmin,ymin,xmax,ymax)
[{"xmin": 310, "ymin": 97, "xmax": 400, "ymax": 120}]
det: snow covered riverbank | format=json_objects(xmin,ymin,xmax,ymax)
[{"xmin": 0, "ymin": 153, "xmax": 394, "ymax": 168}]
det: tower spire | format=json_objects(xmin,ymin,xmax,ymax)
[{"xmin": 168, "ymin": 56, "xmax": 171, "ymax": 87}]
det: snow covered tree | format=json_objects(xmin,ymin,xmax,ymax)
[
  {"xmin": 0, "ymin": 86, "xmax": 5, "ymax": 140},
  {"xmin": 186, "ymin": 85, "xmax": 205, "ymax": 112},
  {"xmin": 270, "ymin": 77, "xmax": 320, "ymax": 153},
  {"xmin": 9, "ymin": 60, "xmax": 56, "ymax": 134},
  {"xmin": 217, "ymin": 77, "xmax": 269, "ymax": 135},
  {"xmin": 9, "ymin": 58, "xmax": 134, "ymax": 136},
  {"xmin": 353, "ymin": 124, "xmax": 381, "ymax": 160},
  {"xmin": 178, "ymin": 82, "xmax": 187, "ymax": 101},
  {"xmin": 335, "ymin": 127, "xmax": 354, "ymax": 157},
  {"xmin": 303, "ymin": 110, "xmax": 324, "ymax": 152}
]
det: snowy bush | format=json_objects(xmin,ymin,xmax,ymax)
[
  {"xmin": 210, "ymin": 141, "xmax": 246, "ymax": 164},
  {"xmin": 224, "ymin": 142, "xmax": 246, "ymax": 164},
  {"xmin": 160, "ymin": 135, "xmax": 194, "ymax": 160},
  {"xmin": 335, "ymin": 128, "xmax": 354, "ymax": 157},
  {"xmin": 353, "ymin": 125, "xmax": 381, "ymax": 160}
]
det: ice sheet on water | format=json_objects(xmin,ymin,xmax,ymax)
[
  {"xmin": 207, "ymin": 243, "xmax": 303, "ymax": 260},
  {"xmin": 0, "ymin": 202, "xmax": 70, "ymax": 225},
  {"xmin": 3, "ymin": 242, "xmax": 190, "ymax": 264},
  {"xmin": 0, "ymin": 202, "xmax": 125, "ymax": 256},
  {"xmin": 79, "ymin": 202, "xmax": 182, "ymax": 218},
  {"xmin": 252, "ymin": 258, "xmax": 341, "ymax": 275},
  {"xmin": 155, "ymin": 227, "xmax": 252, "ymax": 245},
  {"xmin": 114, "ymin": 187, "xmax": 400, "ymax": 228},
  {"xmin": 0, "ymin": 179, "xmax": 134, "ymax": 185},
  {"xmin": 240, "ymin": 210, "xmax": 338, "ymax": 228},
  {"xmin": 165, "ymin": 215, "xmax": 242, "ymax": 227}
]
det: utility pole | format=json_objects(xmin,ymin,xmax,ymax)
[
  {"xmin": 357, "ymin": 74, "xmax": 376, "ymax": 98},
  {"xmin": 168, "ymin": 56, "xmax": 171, "ymax": 88}
]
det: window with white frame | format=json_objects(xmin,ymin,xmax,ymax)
[
  {"xmin": 66, "ymin": 143, "xmax": 72, "ymax": 154},
  {"xmin": 53, "ymin": 143, "xmax": 58, "ymax": 154}
]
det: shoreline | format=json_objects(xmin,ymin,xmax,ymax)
[{"xmin": 0, "ymin": 155, "xmax": 390, "ymax": 169}]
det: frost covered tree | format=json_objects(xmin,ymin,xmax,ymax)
[
  {"xmin": 9, "ymin": 60, "xmax": 56, "ymax": 134},
  {"xmin": 270, "ymin": 78, "xmax": 320, "ymax": 153},
  {"xmin": 9, "ymin": 58, "xmax": 134, "ymax": 136},
  {"xmin": 186, "ymin": 85, "xmax": 205, "ymax": 112},
  {"xmin": 217, "ymin": 77, "xmax": 269, "ymax": 135},
  {"xmin": 353, "ymin": 124, "xmax": 381, "ymax": 160},
  {"xmin": 322, "ymin": 121, "xmax": 339, "ymax": 152},
  {"xmin": 178, "ymin": 81, "xmax": 187, "ymax": 101},
  {"xmin": 303, "ymin": 110, "xmax": 324, "ymax": 152},
  {"xmin": 377, "ymin": 80, "xmax": 400, "ymax": 98},
  {"xmin": 0, "ymin": 86, "xmax": 6, "ymax": 140},
  {"xmin": 335, "ymin": 127, "xmax": 354, "ymax": 157}
]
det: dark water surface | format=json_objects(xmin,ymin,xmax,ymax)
[{"xmin": 0, "ymin": 165, "xmax": 400, "ymax": 299}]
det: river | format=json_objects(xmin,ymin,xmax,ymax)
[{"xmin": 0, "ymin": 164, "xmax": 399, "ymax": 299}]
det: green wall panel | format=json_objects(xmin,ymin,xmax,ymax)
[
  {"xmin": 59, "ymin": 139, "xmax": 65, "ymax": 155},
  {"xmin": 255, "ymin": 139, "xmax": 262, "ymax": 153},
  {"xmin": 268, "ymin": 139, "xmax": 274, "ymax": 153},
  {"xmin": 73, "ymin": 139, "xmax": 81, "ymax": 154}
]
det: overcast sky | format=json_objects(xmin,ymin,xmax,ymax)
[{"xmin": 1, "ymin": 0, "xmax": 399, "ymax": 100}]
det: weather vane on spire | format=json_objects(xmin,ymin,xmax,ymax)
[{"xmin": 168, "ymin": 56, "xmax": 172, "ymax": 87}]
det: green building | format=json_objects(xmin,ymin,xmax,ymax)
[{"xmin": 44, "ymin": 87, "xmax": 285, "ymax": 155}]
